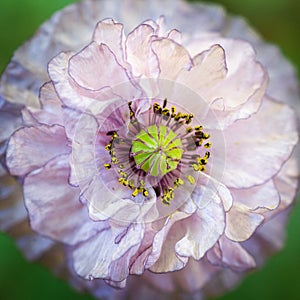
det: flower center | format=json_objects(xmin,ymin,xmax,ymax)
[
  {"xmin": 131, "ymin": 125, "xmax": 183, "ymax": 177},
  {"xmin": 102, "ymin": 99, "xmax": 212, "ymax": 206}
]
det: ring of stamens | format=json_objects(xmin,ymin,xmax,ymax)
[{"xmin": 102, "ymin": 99, "xmax": 212, "ymax": 206}]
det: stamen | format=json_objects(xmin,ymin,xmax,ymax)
[
  {"xmin": 174, "ymin": 178, "xmax": 184, "ymax": 188},
  {"xmin": 104, "ymin": 163, "xmax": 111, "ymax": 170},
  {"xmin": 163, "ymin": 98, "xmax": 168, "ymax": 108},
  {"xmin": 188, "ymin": 175, "xmax": 195, "ymax": 185}
]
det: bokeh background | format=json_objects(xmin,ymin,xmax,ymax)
[{"xmin": 0, "ymin": 0, "xmax": 299, "ymax": 299}]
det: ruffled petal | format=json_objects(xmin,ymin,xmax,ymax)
[
  {"xmin": 231, "ymin": 179, "xmax": 280, "ymax": 211},
  {"xmin": 0, "ymin": 99, "xmax": 22, "ymax": 146},
  {"xmin": 207, "ymin": 236, "xmax": 256, "ymax": 271},
  {"xmin": 126, "ymin": 23, "xmax": 159, "ymax": 78},
  {"xmin": 0, "ymin": 175, "xmax": 26, "ymax": 231},
  {"xmin": 48, "ymin": 51, "xmax": 99, "ymax": 111},
  {"xmin": 24, "ymin": 154, "xmax": 101, "ymax": 245},
  {"xmin": 221, "ymin": 14, "xmax": 300, "ymax": 113},
  {"xmin": 193, "ymin": 174, "xmax": 233, "ymax": 212},
  {"xmin": 151, "ymin": 38, "xmax": 192, "ymax": 81},
  {"xmin": 185, "ymin": 38, "xmax": 267, "ymax": 128},
  {"xmin": 242, "ymin": 209, "xmax": 289, "ymax": 266},
  {"xmin": 6, "ymin": 124, "xmax": 70, "ymax": 176},
  {"xmin": 274, "ymin": 156, "xmax": 299, "ymax": 210},
  {"xmin": 185, "ymin": 38, "xmax": 265, "ymax": 110},
  {"xmin": 147, "ymin": 212, "xmax": 189, "ymax": 272},
  {"xmin": 72, "ymin": 223, "xmax": 144, "ymax": 281},
  {"xmin": 69, "ymin": 42, "xmax": 138, "ymax": 100},
  {"xmin": 221, "ymin": 98, "xmax": 298, "ymax": 188},
  {"xmin": 176, "ymin": 44, "xmax": 227, "ymax": 97},
  {"xmin": 144, "ymin": 258, "xmax": 218, "ymax": 294},
  {"xmin": 22, "ymin": 82, "xmax": 64, "ymax": 127},
  {"xmin": 225, "ymin": 203, "xmax": 264, "ymax": 242},
  {"xmin": 175, "ymin": 198, "xmax": 225, "ymax": 260},
  {"xmin": 69, "ymin": 111, "xmax": 99, "ymax": 188},
  {"xmin": 93, "ymin": 18, "xmax": 126, "ymax": 67},
  {"xmin": 129, "ymin": 226, "xmax": 156, "ymax": 275}
]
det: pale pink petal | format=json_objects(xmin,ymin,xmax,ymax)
[
  {"xmin": 22, "ymin": 82, "xmax": 64, "ymax": 127},
  {"xmin": 7, "ymin": 124, "xmax": 70, "ymax": 176},
  {"xmin": 194, "ymin": 173, "xmax": 233, "ymax": 212},
  {"xmin": 219, "ymin": 237, "xmax": 256, "ymax": 270},
  {"xmin": 16, "ymin": 234, "xmax": 55, "ymax": 261},
  {"xmin": 167, "ymin": 29, "xmax": 182, "ymax": 44},
  {"xmin": 0, "ymin": 0, "xmax": 111, "ymax": 108},
  {"xmin": 0, "ymin": 195, "xmax": 27, "ymax": 231},
  {"xmin": 231, "ymin": 179, "xmax": 280, "ymax": 211},
  {"xmin": 0, "ymin": 169, "xmax": 65, "ymax": 267},
  {"xmin": 129, "ymin": 226, "xmax": 156, "ymax": 275},
  {"xmin": 203, "ymin": 72, "xmax": 267, "ymax": 129},
  {"xmin": 243, "ymin": 209, "xmax": 289, "ymax": 266},
  {"xmin": 225, "ymin": 203, "xmax": 264, "ymax": 242},
  {"xmin": 175, "ymin": 199, "xmax": 225, "ymax": 260},
  {"xmin": 151, "ymin": 38, "xmax": 192, "ymax": 80},
  {"xmin": 69, "ymin": 111, "xmax": 99, "ymax": 189},
  {"xmin": 24, "ymin": 155, "xmax": 101, "ymax": 245},
  {"xmin": 149, "ymin": 222, "xmax": 189, "ymax": 272},
  {"xmin": 142, "ymin": 271, "xmax": 176, "ymax": 293},
  {"xmin": 39, "ymin": 81, "xmax": 62, "ymax": 114},
  {"xmin": 222, "ymin": 16, "xmax": 300, "ymax": 111},
  {"xmin": 144, "ymin": 258, "xmax": 218, "ymax": 293},
  {"xmin": 126, "ymin": 24, "xmax": 159, "ymax": 78},
  {"xmin": 185, "ymin": 38, "xmax": 267, "ymax": 128},
  {"xmin": 84, "ymin": 176, "xmax": 157, "ymax": 224},
  {"xmin": 207, "ymin": 236, "xmax": 256, "ymax": 271},
  {"xmin": 69, "ymin": 42, "xmax": 138, "ymax": 100},
  {"xmin": 147, "ymin": 212, "xmax": 189, "ymax": 272},
  {"xmin": 0, "ymin": 175, "xmax": 26, "ymax": 231},
  {"xmin": 274, "ymin": 157, "xmax": 299, "ymax": 210},
  {"xmin": 49, "ymin": 53, "xmax": 116, "ymax": 113},
  {"xmin": 93, "ymin": 18, "xmax": 126, "ymax": 67},
  {"xmin": 48, "ymin": 51, "xmax": 98, "ymax": 111},
  {"xmin": 201, "ymin": 267, "xmax": 243, "ymax": 299},
  {"xmin": 222, "ymin": 98, "xmax": 298, "ymax": 188},
  {"xmin": 72, "ymin": 223, "xmax": 144, "ymax": 281},
  {"xmin": 177, "ymin": 44, "xmax": 227, "ymax": 96},
  {"xmin": 0, "ymin": 100, "xmax": 22, "ymax": 146},
  {"xmin": 186, "ymin": 38, "xmax": 265, "ymax": 109},
  {"xmin": 173, "ymin": 259, "xmax": 218, "ymax": 293}
]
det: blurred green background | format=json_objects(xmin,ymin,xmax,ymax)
[{"xmin": 0, "ymin": 0, "xmax": 299, "ymax": 299}]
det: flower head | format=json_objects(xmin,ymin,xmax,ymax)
[{"xmin": 0, "ymin": 0, "xmax": 299, "ymax": 299}]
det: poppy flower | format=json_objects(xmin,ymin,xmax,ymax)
[{"xmin": 0, "ymin": 0, "xmax": 299, "ymax": 299}]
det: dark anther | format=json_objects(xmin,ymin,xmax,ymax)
[{"xmin": 153, "ymin": 185, "xmax": 161, "ymax": 197}]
